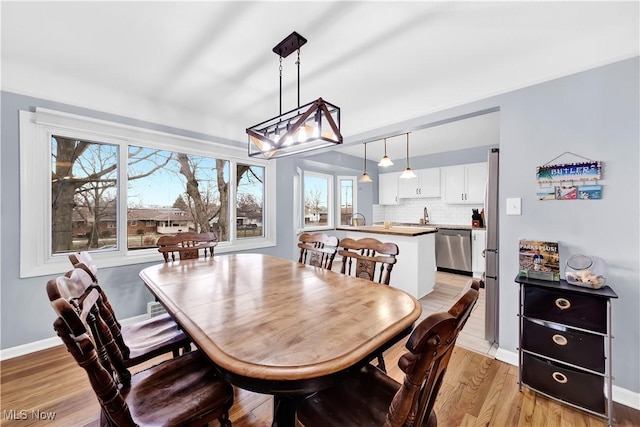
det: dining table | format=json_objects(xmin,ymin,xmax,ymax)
[{"xmin": 139, "ymin": 253, "xmax": 422, "ymax": 427}]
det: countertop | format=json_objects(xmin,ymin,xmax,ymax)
[
  {"xmin": 372, "ymin": 222, "xmax": 486, "ymax": 231},
  {"xmin": 336, "ymin": 225, "xmax": 437, "ymax": 237}
]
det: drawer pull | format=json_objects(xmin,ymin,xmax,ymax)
[
  {"xmin": 555, "ymin": 298, "xmax": 571, "ymax": 310},
  {"xmin": 552, "ymin": 334, "xmax": 568, "ymax": 346},
  {"xmin": 552, "ymin": 371, "xmax": 568, "ymax": 384}
]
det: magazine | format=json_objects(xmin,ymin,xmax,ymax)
[{"xmin": 518, "ymin": 240, "xmax": 560, "ymax": 281}]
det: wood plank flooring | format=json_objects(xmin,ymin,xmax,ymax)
[{"xmin": 2, "ymin": 273, "xmax": 638, "ymax": 426}]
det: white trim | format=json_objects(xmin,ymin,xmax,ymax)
[
  {"xmin": 495, "ymin": 347, "xmax": 519, "ymax": 366},
  {"xmin": 0, "ymin": 314, "xmax": 148, "ymax": 361},
  {"xmin": 611, "ymin": 386, "xmax": 640, "ymax": 411},
  {"xmin": 19, "ymin": 108, "xmax": 276, "ymax": 278},
  {"xmin": 494, "ymin": 347, "xmax": 640, "ymax": 410}
]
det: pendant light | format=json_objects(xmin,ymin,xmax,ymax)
[
  {"xmin": 359, "ymin": 142, "xmax": 373, "ymax": 183},
  {"xmin": 378, "ymin": 138, "xmax": 393, "ymax": 167},
  {"xmin": 246, "ymin": 31, "xmax": 342, "ymax": 159},
  {"xmin": 400, "ymin": 133, "xmax": 417, "ymax": 179}
]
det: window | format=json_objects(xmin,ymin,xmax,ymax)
[
  {"xmin": 20, "ymin": 108, "xmax": 275, "ymax": 277},
  {"xmin": 236, "ymin": 164, "xmax": 264, "ymax": 239},
  {"xmin": 337, "ymin": 176, "xmax": 357, "ymax": 226},
  {"xmin": 303, "ymin": 171, "xmax": 333, "ymax": 230}
]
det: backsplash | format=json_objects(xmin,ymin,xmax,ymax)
[{"xmin": 373, "ymin": 198, "xmax": 483, "ymax": 226}]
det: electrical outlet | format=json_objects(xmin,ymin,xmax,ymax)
[{"xmin": 506, "ymin": 197, "xmax": 521, "ymax": 215}]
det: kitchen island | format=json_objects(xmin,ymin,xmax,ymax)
[{"xmin": 335, "ymin": 225, "xmax": 437, "ymax": 299}]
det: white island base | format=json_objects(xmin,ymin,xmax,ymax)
[{"xmin": 336, "ymin": 226, "xmax": 437, "ymax": 300}]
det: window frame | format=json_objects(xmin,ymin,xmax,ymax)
[
  {"xmin": 301, "ymin": 170, "xmax": 334, "ymax": 231},
  {"xmin": 19, "ymin": 108, "xmax": 276, "ymax": 278}
]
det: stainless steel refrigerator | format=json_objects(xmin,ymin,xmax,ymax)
[{"xmin": 484, "ymin": 148, "xmax": 499, "ymax": 344}]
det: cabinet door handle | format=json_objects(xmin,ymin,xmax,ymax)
[
  {"xmin": 555, "ymin": 298, "xmax": 571, "ymax": 310},
  {"xmin": 552, "ymin": 334, "xmax": 568, "ymax": 346},
  {"xmin": 552, "ymin": 371, "xmax": 568, "ymax": 384}
]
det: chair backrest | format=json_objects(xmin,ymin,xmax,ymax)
[
  {"xmin": 68, "ymin": 251, "xmax": 99, "ymax": 282},
  {"xmin": 297, "ymin": 233, "xmax": 339, "ymax": 270},
  {"xmin": 157, "ymin": 231, "xmax": 218, "ymax": 262},
  {"xmin": 339, "ymin": 237, "xmax": 399, "ymax": 285},
  {"xmin": 49, "ymin": 290, "xmax": 137, "ymax": 426},
  {"xmin": 59, "ymin": 268, "xmax": 131, "ymax": 365},
  {"xmin": 384, "ymin": 279, "xmax": 480, "ymax": 427}
]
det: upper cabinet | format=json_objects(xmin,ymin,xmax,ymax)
[
  {"xmin": 442, "ymin": 162, "xmax": 487, "ymax": 204},
  {"xmin": 398, "ymin": 168, "xmax": 441, "ymax": 199},
  {"xmin": 378, "ymin": 172, "xmax": 400, "ymax": 205}
]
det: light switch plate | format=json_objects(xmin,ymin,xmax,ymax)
[{"xmin": 506, "ymin": 197, "xmax": 521, "ymax": 215}]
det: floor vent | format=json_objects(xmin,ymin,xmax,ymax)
[{"xmin": 147, "ymin": 301, "xmax": 167, "ymax": 318}]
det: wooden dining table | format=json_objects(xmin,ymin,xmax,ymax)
[{"xmin": 139, "ymin": 253, "xmax": 422, "ymax": 427}]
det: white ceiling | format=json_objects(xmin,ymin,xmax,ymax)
[{"xmin": 1, "ymin": 1, "xmax": 638, "ymax": 159}]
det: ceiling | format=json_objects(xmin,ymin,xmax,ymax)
[{"xmin": 2, "ymin": 2, "xmax": 638, "ymax": 160}]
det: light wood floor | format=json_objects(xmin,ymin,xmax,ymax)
[{"xmin": 2, "ymin": 273, "xmax": 638, "ymax": 427}]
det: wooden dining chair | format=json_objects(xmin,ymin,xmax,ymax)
[
  {"xmin": 62, "ymin": 263, "xmax": 191, "ymax": 368},
  {"xmin": 339, "ymin": 237, "xmax": 399, "ymax": 285},
  {"xmin": 296, "ymin": 279, "xmax": 481, "ymax": 427},
  {"xmin": 338, "ymin": 237, "xmax": 399, "ymax": 371},
  {"xmin": 157, "ymin": 231, "xmax": 218, "ymax": 262},
  {"xmin": 48, "ymin": 285, "xmax": 234, "ymax": 427},
  {"xmin": 69, "ymin": 251, "xmax": 99, "ymax": 282},
  {"xmin": 297, "ymin": 232, "xmax": 340, "ymax": 270}
]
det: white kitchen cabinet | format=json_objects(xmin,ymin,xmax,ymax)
[
  {"xmin": 378, "ymin": 172, "xmax": 399, "ymax": 205},
  {"xmin": 398, "ymin": 168, "xmax": 440, "ymax": 199},
  {"xmin": 442, "ymin": 162, "xmax": 487, "ymax": 204},
  {"xmin": 472, "ymin": 229, "xmax": 486, "ymax": 279}
]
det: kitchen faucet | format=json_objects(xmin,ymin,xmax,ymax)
[
  {"xmin": 350, "ymin": 213, "xmax": 366, "ymax": 226},
  {"xmin": 423, "ymin": 207, "xmax": 429, "ymax": 224}
]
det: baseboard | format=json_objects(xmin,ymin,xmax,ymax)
[
  {"xmin": 495, "ymin": 347, "xmax": 519, "ymax": 366},
  {"xmin": 494, "ymin": 347, "xmax": 640, "ymax": 410},
  {"xmin": 0, "ymin": 314, "xmax": 149, "ymax": 361}
]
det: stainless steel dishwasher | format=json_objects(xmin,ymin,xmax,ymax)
[{"xmin": 435, "ymin": 228, "xmax": 472, "ymax": 274}]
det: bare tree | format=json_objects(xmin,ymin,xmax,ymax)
[
  {"xmin": 305, "ymin": 188, "xmax": 323, "ymax": 224},
  {"xmin": 51, "ymin": 137, "xmax": 170, "ymax": 252}
]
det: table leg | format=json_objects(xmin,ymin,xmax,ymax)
[{"xmin": 272, "ymin": 395, "xmax": 303, "ymax": 427}]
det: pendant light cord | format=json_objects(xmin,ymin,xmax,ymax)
[{"xmin": 406, "ymin": 133, "xmax": 410, "ymax": 166}]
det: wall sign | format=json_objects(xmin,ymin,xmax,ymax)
[{"xmin": 536, "ymin": 153, "xmax": 603, "ymax": 201}]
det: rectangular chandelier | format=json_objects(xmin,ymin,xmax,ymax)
[
  {"xmin": 246, "ymin": 31, "xmax": 343, "ymax": 159},
  {"xmin": 247, "ymin": 97, "xmax": 342, "ymax": 159}
]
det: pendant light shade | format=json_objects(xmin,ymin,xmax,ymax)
[
  {"xmin": 400, "ymin": 133, "xmax": 417, "ymax": 179},
  {"xmin": 378, "ymin": 138, "xmax": 393, "ymax": 167},
  {"xmin": 359, "ymin": 143, "xmax": 373, "ymax": 183}
]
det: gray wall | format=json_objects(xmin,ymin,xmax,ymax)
[
  {"xmin": 0, "ymin": 93, "xmax": 369, "ymax": 349},
  {"xmin": 1, "ymin": 57, "xmax": 638, "ymax": 394}
]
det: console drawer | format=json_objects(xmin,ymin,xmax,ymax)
[
  {"xmin": 522, "ymin": 319, "xmax": 604, "ymax": 373},
  {"xmin": 523, "ymin": 286, "xmax": 606, "ymax": 333},
  {"xmin": 522, "ymin": 353, "xmax": 605, "ymax": 413}
]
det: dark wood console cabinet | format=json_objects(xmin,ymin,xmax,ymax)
[{"xmin": 516, "ymin": 276, "xmax": 618, "ymax": 426}]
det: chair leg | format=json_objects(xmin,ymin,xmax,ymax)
[
  {"xmin": 377, "ymin": 353, "xmax": 387, "ymax": 373},
  {"xmin": 218, "ymin": 411, "xmax": 232, "ymax": 426}
]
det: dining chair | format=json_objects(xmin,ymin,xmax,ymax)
[
  {"xmin": 48, "ymin": 283, "xmax": 234, "ymax": 427},
  {"xmin": 63, "ymin": 261, "xmax": 191, "ymax": 368},
  {"xmin": 297, "ymin": 232, "xmax": 340, "ymax": 270},
  {"xmin": 338, "ymin": 237, "xmax": 399, "ymax": 371},
  {"xmin": 296, "ymin": 279, "xmax": 481, "ymax": 427},
  {"xmin": 339, "ymin": 237, "xmax": 399, "ymax": 285},
  {"xmin": 156, "ymin": 231, "xmax": 218, "ymax": 262}
]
